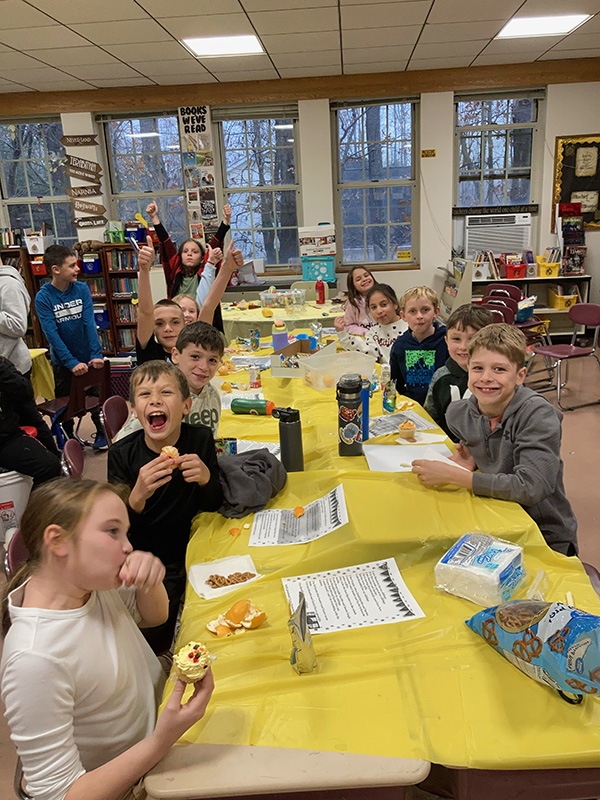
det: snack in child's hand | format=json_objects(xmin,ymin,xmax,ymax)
[
  {"xmin": 206, "ymin": 599, "xmax": 267, "ymax": 637},
  {"xmin": 397, "ymin": 420, "xmax": 417, "ymax": 441},
  {"xmin": 173, "ymin": 641, "xmax": 213, "ymax": 682},
  {"xmin": 161, "ymin": 445, "xmax": 179, "ymax": 460}
]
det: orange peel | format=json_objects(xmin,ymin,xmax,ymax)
[
  {"xmin": 229, "ymin": 527, "xmax": 240, "ymax": 536},
  {"xmin": 293, "ymin": 506, "xmax": 305, "ymax": 518},
  {"xmin": 207, "ymin": 599, "xmax": 266, "ymax": 637}
]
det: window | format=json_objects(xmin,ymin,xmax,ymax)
[
  {"xmin": 104, "ymin": 115, "xmax": 186, "ymax": 245},
  {"xmin": 0, "ymin": 120, "xmax": 77, "ymax": 246},
  {"xmin": 455, "ymin": 95, "xmax": 540, "ymax": 207},
  {"xmin": 217, "ymin": 113, "xmax": 300, "ymax": 267},
  {"xmin": 335, "ymin": 101, "xmax": 417, "ymax": 265}
]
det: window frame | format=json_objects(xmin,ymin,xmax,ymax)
[
  {"xmin": 214, "ymin": 109, "xmax": 302, "ymax": 271},
  {"xmin": 453, "ymin": 92, "xmax": 544, "ymax": 209},
  {"xmin": 0, "ymin": 118, "xmax": 77, "ymax": 246},
  {"xmin": 333, "ymin": 99, "xmax": 419, "ymax": 269}
]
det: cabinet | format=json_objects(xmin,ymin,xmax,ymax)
[
  {"xmin": 472, "ymin": 274, "xmax": 592, "ymax": 337},
  {"xmin": 1, "ymin": 245, "xmax": 44, "ymax": 348}
]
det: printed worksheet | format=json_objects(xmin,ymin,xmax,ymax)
[
  {"xmin": 369, "ymin": 410, "xmax": 436, "ymax": 437},
  {"xmin": 249, "ymin": 485, "xmax": 348, "ymax": 546},
  {"xmin": 282, "ymin": 558, "xmax": 425, "ymax": 634}
]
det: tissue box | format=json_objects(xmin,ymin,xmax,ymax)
[{"xmin": 435, "ymin": 532, "xmax": 525, "ymax": 607}]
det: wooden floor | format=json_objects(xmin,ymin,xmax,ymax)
[{"xmin": 1, "ymin": 354, "xmax": 599, "ymax": 799}]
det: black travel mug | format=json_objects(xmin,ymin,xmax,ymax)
[{"xmin": 272, "ymin": 406, "xmax": 304, "ymax": 472}]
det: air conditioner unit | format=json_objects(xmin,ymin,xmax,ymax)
[{"xmin": 464, "ymin": 213, "xmax": 531, "ymax": 258}]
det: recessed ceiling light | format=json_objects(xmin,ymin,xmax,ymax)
[
  {"xmin": 496, "ymin": 14, "xmax": 591, "ymax": 38},
  {"xmin": 274, "ymin": 124, "xmax": 294, "ymax": 130},
  {"xmin": 127, "ymin": 132, "xmax": 160, "ymax": 138},
  {"xmin": 183, "ymin": 35, "xmax": 263, "ymax": 57}
]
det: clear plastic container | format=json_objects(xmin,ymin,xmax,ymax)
[
  {"xmin": 260, "ymin": 288, "xmax": 306, "ymax": 309},
  {"xmin": 299, "ymin": 351, "xmax": 376, "ymax": 391}
]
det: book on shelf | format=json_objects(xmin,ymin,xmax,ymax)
[
  {"xmin": 563, "ymin": 245, "xmax": 587, "ymax": 275},
  {"xmin": 118, "ymin": 328, "xmax": 136, "ymax": 348},
  {"xmin": 544, "ymin": 247, "xmax": 561, "ymax": 263},
  {"xmin": 111, "ymin": 277, "xmax": 138, "ymax": 296}
]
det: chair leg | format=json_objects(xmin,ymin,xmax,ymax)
[
  {"xmin": 557, "ymin": 353, "xmax": 600, "ymax": 411},
  {"xmin": 526, "ymin": 352, "xmax": 557, "ymax": 391}
]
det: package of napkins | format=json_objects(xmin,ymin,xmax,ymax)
[{"xmin": 435, "ymin": 531, "xmax": 525, "ymax": 606}]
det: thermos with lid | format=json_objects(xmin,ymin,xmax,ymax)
[
  {"xmin": 272, "ymin": 406, "xmax": 304, "ymax": 472},
  {"xmin": 336, "ymin": 373, "xmax": 363, "ymax": 456}
]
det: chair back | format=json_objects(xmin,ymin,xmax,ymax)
[
  {"xmin": 102, "ymin": 395, "xmax": 129, "ymax": 443},
  {"xmin": 62, "ymin": 361, "xmax": 111, "ymax": 424},
  {"xmin": 6, "ymin": 529, "xmax": 29, "ymax": 576},
  {"xmin": 483, "ymin": 296, "xmax": 519, "ymax": 314},
  {"xmin": 62, "ymin": 439, "xmax": 85, "ymax": 480},
  {"xmin": 568, "ymin": 303, "xmax": 600, "ymax": 349},
  {"xmin": 480, "ymin": 303, "xmax": 515, "ymax": 324},
  {"xmin": 290, "ymin": 280, "xmax": 329, "ymax": 302},
  {"xmin": 485, "ymin": 283, "xmax": 522, "ymax": 302}
]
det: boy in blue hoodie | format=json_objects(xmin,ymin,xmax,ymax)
[
  {"xmin": 35, "ymin": 245, "xmax": 106, "ymax": 448},
  {"xmin": 389, "ymin": 286, "xmax": 448, "ymax": 405}
]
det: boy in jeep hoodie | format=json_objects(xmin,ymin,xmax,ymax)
[{"xmin": 412, "ymin": 324, "xmax": 578, "ymax": 556}]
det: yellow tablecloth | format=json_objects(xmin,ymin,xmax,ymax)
[
  {"xmin": 160, "ymin": 351, "xmax": 600, "ymax": 771},
  {"xmin": 221, "ymin": 301, "xmax": 343, "ymax": 344},
  {"xmin": 28, "ymin": 348, "xmax": 54, "ymax": 399}
]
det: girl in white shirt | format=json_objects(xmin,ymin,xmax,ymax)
[
  {"xmin": 337, "ymin": 284, "xmax": 407, "ymax": 364},
  {"xmin": 1, "ymin": 478, "xmax": 214, "ymax": 800}
]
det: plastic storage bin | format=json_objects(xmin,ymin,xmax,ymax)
[
  {"xmin": 536, "ymin": 256, "xmax": 560, "ymax": 278},
  {"xmin": 31, "ymin": 259, "xmax": 47, "ymax": 276},
  {"xmin": 499, "ymin": 261, "xmax": 526, "ymax": 279},
  {"xmin": 299, "ymin": 350, "xmax": 376, "ymax": 391},
  {"xmin": 82, "ymin": 254, "xmax": 101, "ymax": 273},
  {"xmin": 260, "ymin": 288, "xmax": 306, "ymax": 309},
  {"xmin": 548, "ymin": 288, "xmax": 578, "ymax": 309},
  {"xmin": 301, "ymin": 256, "xmax": 336, "ymax": 282}
]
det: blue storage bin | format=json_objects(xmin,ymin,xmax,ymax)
[
  {"xmin": 82, "ymin": 254, "xmax": 101, "ymax": 273},
  {"xmin": 301, "ymin": 256, "xmax": 335, "ymax": 282}
]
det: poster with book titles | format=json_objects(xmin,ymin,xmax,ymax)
[{"xmin": 178, "ymin": 105, "xmax": 217, "ymax": 244}]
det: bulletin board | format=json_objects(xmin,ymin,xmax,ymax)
[{"xmin": 552, "ymin": 133, "xmax": 600, "ymax": 231}]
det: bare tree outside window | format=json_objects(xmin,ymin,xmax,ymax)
[
  {"xmin": 456, "ymin": 97, "xmax": 537, "ymax": 207},
  {"xmin": 336, "ymin": 103, "xmax": 415, "ymax": 264},
  {"xmin": 220, "ymin": 117, "xmax": 299, "ymax": 268},
  {"xmin": 0, "ymin": 121, "xmax": 77, "ymax": 246}
]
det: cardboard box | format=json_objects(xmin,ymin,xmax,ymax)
[
  {"xmin": 298, "ymin": 224, "xmax": 336, "ymax": 257},
  {"xmin": 270, "ymin": 339, "xmax": 336, "ymax": 378}
]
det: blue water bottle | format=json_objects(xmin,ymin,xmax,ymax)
[{"xmin": 361, "ymin": 378, "xmax": 370, "ymax": 442}]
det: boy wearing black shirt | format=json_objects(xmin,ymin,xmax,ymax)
[{"xmin": 108, "ymin": 360, "xmax": 222, "ymax": 653}]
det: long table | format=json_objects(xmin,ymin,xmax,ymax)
[
  {"xmin": 145, "ymin": 350, "xmax": 600, "ymax": 799},
  {"xmin": 221, "ymin": 301, "xmax": 343, "ymax": 344}
]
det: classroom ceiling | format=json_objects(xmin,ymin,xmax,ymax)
[{"xmin": 0, "ymin": 0, "xmax": 599, "ymax": 93}]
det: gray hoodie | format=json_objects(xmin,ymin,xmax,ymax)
[
  {"xmin": 0, "ymin": 264, "xmax": 31, "ymax": 374},
  {"xmin": 446, "ymin": 385, "xmax": 578, "ymax": 556}
]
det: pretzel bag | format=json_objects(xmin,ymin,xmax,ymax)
[{"xmin": 466, "ymin": 600, "xmax": 600, "ymax": 696}]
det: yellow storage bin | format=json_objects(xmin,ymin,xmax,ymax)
[
  {"xmin": 536, "ymin": 256, "xmax": 561, "ymax": 278},
  {"xmin": 548, "ymin": 288, "xmax": 578, "ymax": 310}
]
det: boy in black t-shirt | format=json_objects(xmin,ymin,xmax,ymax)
[{"xmin": 108, "ymin": 360, "xmax": 222, "ymax": 653}]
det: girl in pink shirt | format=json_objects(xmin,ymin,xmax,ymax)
[{"xmin": 335, "ymin": 266, "xmax": 377, "ymax": 336}]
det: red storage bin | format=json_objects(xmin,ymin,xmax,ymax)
[
  {"xmin": 498, "ymin": 259, "xmax": 526, "ymax": 280},
  {"xmin": 31, "ymin": 260, "xmax": 47, "ymax": 276}
]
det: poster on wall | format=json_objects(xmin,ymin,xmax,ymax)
[
  {"xmin": 178, "ymin": 105, "xmax": 219, "ymax": 244},
  {"xmin": 553, "ymin": 134, "xmax": 600, "ymax": 231}
]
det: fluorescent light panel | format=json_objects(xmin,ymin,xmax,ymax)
[
  {"xmin": 183, "ymin": 35, "xmax": 263, "ymax": 57},
  {"xmin": 496, "ymin": 14, "xmax": 590, "ymax": 38}
]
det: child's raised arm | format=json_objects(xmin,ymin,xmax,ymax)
[
  {"xmin": 136, "ymin": 235, "xmax": 157, "ymax": 349},
  {"xmin": 199, "ymin": 240, "xmax": 243, "ymax": 325}
]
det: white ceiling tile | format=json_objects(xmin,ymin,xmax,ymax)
[
  {"xmin": 419, "ymin": 20, "xmax": 506, "ymax": 43},
  {"xmin": 344, "ymin": 45, "xmax": 413, "ymax": 63},
  {"xmin": 538, "ymin": 46, "xmax": 600, "ymax": 57},
  {"xmin": 472, "ymin": 52, "xmax": 541, "ymax": 65},
  {"xmin": 213, "ymin": 69, "xmax": 280, "ymax": 81},
  {"xmin": 278, "ymin": 65, "xmax": 342, "ymax": 77},
  {"xmin": 577, "ymin": 14, "xmax": 600, "ymax": 33},
  {"xmin": 153, "ymin": 73, "xmax": 218, "ymax": 84},
  {"xmin": 428, "ymin": 0, "xmax": 522, "ymax": 23},
  {"xmin": 481, "ymin": 35, "xmax": 564, "ymax": 53},
  {"xmin": 0, "ymin": 51, "xmax": 48, "ymax": 70},
  {"xmin": 272, "ymin": 49, "xmax": 341, "ymax": 67},
  {"xmin": 0, "ymin": 65, "xmax": 73, "ymax": 81},
  {"xmin": 407, "ymin": 54, "xmax": 476, "ymax": 69},
  {"xmin": 104, "ymin": 41, "xmax": 192, "ymax": 62},
  {"xmin": 250, "ymin": 8, "xmax": 339, "ymax": 34},
  {"xmin": 244, "ymin": 0, "xmax": 336, "ymax": 8},
  {"xmin": 27, "ymin": 0, "xmax": 149, "ymax": 24},
  {"xmin": 158, "ymin": 14, "xmax": 254, "ymax": 39},
  {"xmin": 64, "ymin": 63, "xmax": 145, "ymax": 80},
  {"xmin": 344, "ymin": 61, "xmax": 408, "ymax": 73},
  {"xmin": 1, "ymin": 0, "xmax": 55, "ymax": 29},
  {"xmin": 198, "ymin": 55, "xmax": 274, "ymax": 71},
  {"xmin": 516, "ymin": 0, "xmax": 600, "ymax": 14},
  {"xmin": 343, "ymin": 25, "xmax": 421, "ymax": 47},
  {"xmin": 553, "ymin": 32, "xmax": 600, "ymax": 49},
  {"xmin": 342, "ymin": 1, "xmax": 430, "ymax": 28},
  {"xmin": 131, "ymin": 60, "xmax": 212, "ymax": 77},
  {"xmin": 89, "ymin": 77, "xmax": 157, "ymax": 87},
  {"xmin": 69, "ymin": 19, "xmax": 172, "ymax": 45},
  {"xmin": 26, "ymin": 47, "xmax": 120, "ymax": 67},
  {"xmin": 0, "ymin": 81, "xmax": 35, "ymax": 92},
  {"xmin": 23, "ymin": 79, "xmax": 95, "ymax": 90},
  {"xmin": 261, "ymin": 31, "xmax": 341, "ymax": 52},
  {"xmin": 412, "ymin": 40, "xmax": 490, "ymax": 58},
  {"xmin": 341, "ymin": 0, "xmax": 419, "ymax": 4},
  {"xmin": 0, "ymin": 46, "xmax": 11, "ymax": 53},
  {"xmin": 142, "ymin": 0, "xmax": 243, "ymax": 15},
  {"xmin": 0, "ymin": 26, "xmax": 89, "ymax": 50}
]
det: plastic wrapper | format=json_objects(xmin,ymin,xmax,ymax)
[
  {"xmin": 435, "ymin": 531, "xmax": 525, "ymax": 606},
  {"xmin": 288, "ymin": 591, "xmax": 316, "ymax": 674},
  {"xmin": 466, "ymin": 600, "xmax": 600, "ymax": 697}
]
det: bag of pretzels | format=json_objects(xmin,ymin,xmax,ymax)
[{"xmin": 466, "ymin": 599, "xmax": 600, "ymax": 700}]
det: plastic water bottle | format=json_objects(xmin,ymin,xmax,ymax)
[{"xmin": 381, "ymin": 364, "xmax": 397, "ymax": 414}]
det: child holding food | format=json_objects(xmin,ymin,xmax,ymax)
[
  {"xmin": 412, "ymin": 324, "xmax": 578, "ymax": 556},
  {"xmin": 389, "ymin": 285, "xmax": 448, "ymax": 404},
  {"xmin": 424, "ymin": 304, "xmax": 494, "ymax": 437},
  {"xmin": 334, "ymin": 266, "xmax": 377, "ymax": 335},
  {"xmin": 337, "ymin": 284, "xmax": 407, "ymax": 363},
  {"xmin": 108, "ymin": 361, "xmax": 222, "ymax": 653},
  {"xmin": 1, "ymin": 478, "xmax": 214, "ymax": 800}
]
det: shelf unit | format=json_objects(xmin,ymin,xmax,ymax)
[
  {"xmin": 1, "ymin": 245, "xmax": 45, "ymax": 348},
  {"xmin": 473, "ymin": 274, "xmax": 592, "ymax": 337},
  {"xmin": 100, "ymin": 244, "xmax": 141, "ymax": 354}
]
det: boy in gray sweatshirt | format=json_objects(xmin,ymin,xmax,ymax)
[{"xmin": 412, "ymin": 324, "xmax": 578, "ymax": 556}]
